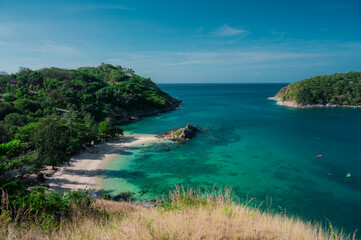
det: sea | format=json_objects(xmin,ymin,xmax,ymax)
[{"xmin": 98, "ymin": 83, "xmax": 361, "ymax": 232}]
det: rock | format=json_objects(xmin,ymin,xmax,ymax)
[
  {"xmin": 113, "ymin": 191, "xmax": 135, "ymax": 202},
  {"xmin": 133, "ymin": 200, "xmax": 162, "ymax": 208},
  {"xmin": 181, "ymin": 123, "xmax": 197, "ymax": 139},
  {"xmin": 163, "ymin": 123, "xmax": 199, "ymax": 143}
]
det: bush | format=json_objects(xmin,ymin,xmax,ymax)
[
  {"xmin": 66, "ymin": 137, "xmax": 82, "ymax": 154},
  {"xmin": 1, "ymin": 182, "xmax": 95, "ymax": 225},
  {"xmin": 0, "ymin": 102, "xmax": 16, "ymax": 120},
  {"xmin": 101, "ymin": 193, "xmax": 111, "ymax": 200},
  {"xmin": 98, "ymin": 120, "xmax": 123, "ymax": 141},
  {"xmin": 174, "ymin": 129, "xmax": 182, "ymax": 136}
]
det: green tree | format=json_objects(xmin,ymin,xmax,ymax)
[
  {"xmin": 4, "ymin": 113, "xmax": 28, "ymax": 127},
  {"xmin": 66, "ymin": 137, "xmax": 82, "ymax": 154},
  {"xmin": 63, "ymin": 110, "xmax": 79, "ymax": 137},
  {"xmin": 5, "ymin": 83, "xmax": 10, "ymax": 93},
  {"xmin": 0, "ymin": 123, "xmax": 10, "ymax": 144},
  {"xmin": 32, "ymin": 116, "xmax": 69, "ymax": 169},
  {"xmin": 15, "ymin": 122, "xmax": 39, "ymax": 144},
  {"xmin": 98, "ymin": 120, "xmax": 123, "ymax": 141},
  {"xmin": 0, "ymin": 102, "xmax": 16, "ymax": 120}
]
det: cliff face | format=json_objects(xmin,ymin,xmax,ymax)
[{"xmin": 271, "ymin": 72, "xmax": 361, "ymax": 108}]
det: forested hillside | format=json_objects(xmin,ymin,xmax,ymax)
[
  {"xmin": 0, "ymin": 64, "xmax": 180, "ymax": 181},
  {"xmin": 275, "ymin": 72, "xmax": 361, "ymax": 106}
]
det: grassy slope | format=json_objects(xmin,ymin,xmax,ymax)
[
  {"xmin": 2, "ymin": 187, "xmax": 356, "ymax": 240},
  {"xmin": 276, "ymin": 72, "xmax": 361, "ymax": 106}
]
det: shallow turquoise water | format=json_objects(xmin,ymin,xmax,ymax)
[{"xmin": 99, "ymin": 84, "xmax": 361, "ymax": 231}]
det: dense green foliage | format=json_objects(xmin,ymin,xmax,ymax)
[
  {"xmin": 1, "ymin": 181, "xmax": 95, "ymax": 231},
  {"xmin": 276, "ymin": 72, "xmax": 361, "ymax": 105},
  {"xmin": 98, "ymin": 119, "xmax": 124, "ymax": 141},
  {"xmin": 0, "ymin": 63, "xmax": 178, "ymax": 184}
]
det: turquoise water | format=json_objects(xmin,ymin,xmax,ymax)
[{"xmin": 99, "ymin": 84, "xmax": 361, "ymax": 231}]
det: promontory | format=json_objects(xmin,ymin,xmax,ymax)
[{"xmin": 270, "ymin": 71, "xmax": 361, "ymax": 108}]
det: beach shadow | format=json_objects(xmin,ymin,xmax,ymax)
[
  {"xmin": 60, "ymin": 168, "xmax": 148, "ymax": 180},
  {"xmin": 46, "ymin": 178, "xmax": 94, "ymax": 193},
  {"xmin": 65, "ymin": 138, "xmax": 147, "ymax": 164},
  {"xmin": 120, "ymin": 136, "xmax": 142, "ymax": 144}
]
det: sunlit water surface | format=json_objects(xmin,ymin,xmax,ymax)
[{"xmin": 99, "ymin": 84, "xmax": 361, "ymax": 231}]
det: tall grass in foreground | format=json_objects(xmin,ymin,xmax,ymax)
[{"xmin": 0, "ymin": 185, "xmax": 358, "ymax": 240}]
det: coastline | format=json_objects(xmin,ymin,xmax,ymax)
[
  {"xmin": 115, "ymin": 100, "xmax": 182, "ymax": 124},
  {"xmin": 45, "ymin": 135, "xmax": 161, "ymax": 194},
  {"xmin": 268, "ymin": 96, "xmax": 361, "ymax": 109}
]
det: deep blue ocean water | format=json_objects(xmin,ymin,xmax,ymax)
[{"xmin": 99, "ymin": 84, "xmax": 361, "ymax": 232}]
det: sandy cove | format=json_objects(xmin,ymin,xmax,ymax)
[{"xmin": 45, "ymin": 135, "xmax": 160, "ymax": 194}]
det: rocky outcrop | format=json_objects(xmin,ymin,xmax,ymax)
[
  {"xmin": 268, "ymin": 97, "xmax": 361, "ymax": 109},
  {"xmin": 162, "ymin": 123, "xmax": 199, "ymax": 142}
]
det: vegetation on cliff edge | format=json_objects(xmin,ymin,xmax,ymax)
[{"xmin": 0, "ymin": 185, "xmax": 356, "ymax": 240}]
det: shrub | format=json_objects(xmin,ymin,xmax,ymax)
[
  {"xmin": 101, "ymin": 193, "xmax": 111, "ymax": 200},
  {"xmin": 174, "ymin": 129, "xmax": 182, "ymax": 136}
]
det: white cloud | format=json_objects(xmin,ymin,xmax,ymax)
[
  {"xmin": 38, "ymin": 42, "xmax": 81, "ymax": 55},
  {"xmin": 71, "ymin": 4, "xmax": 132, "ymax": 11},
  {"xmin": 212, "ymin": 24, "xmax": 248, "ymax": 37},
  {"xmin": 0, "ymin": 24, "xmax": 16, "ymax": 37},
  {"xmin": 165, "ymin": 61, "xmax": 214, "ymax": 66},
  {"xmin": 108, "ymin": 49, "xmax": 334, "ymax": 70},
  {"xmin": 270, "ymin": 30, "xmax": 286, "ymax": 39},
  {"xmin": 0, "ymin": 41, "xmax": 81, "ymax": 56},
  {"xmin": 92, "ymin": 5, "xmax": 132, "ymax": 11}
]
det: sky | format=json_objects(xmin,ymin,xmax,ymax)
[{"xmin": 0, "ymin": 0, "xmax": 360, "ymax": 83}]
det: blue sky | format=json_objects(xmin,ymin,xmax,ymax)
[{"xmin": 0, "ymin": 0, "xmax": 360, "ymax": 83}]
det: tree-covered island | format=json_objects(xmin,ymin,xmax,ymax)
[{"xmin": 271, "ymin": 71, "xmax": 361, "ymax": 108}]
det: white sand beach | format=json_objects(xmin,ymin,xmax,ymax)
[{"xmin": 45, "ymin": 135, "xmax": 160, "ymax": 193}]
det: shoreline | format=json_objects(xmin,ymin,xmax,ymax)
[
  {"xmin": 268, "ymin": 96, "xmax": 361, "ymax": 109},
  {"xmin": 115, "ymin": 100, "xmax": 182, "ymax": 124},
  {"xmin": 45, "ymin": 135, "xmax": 161, "ymax": 194}
]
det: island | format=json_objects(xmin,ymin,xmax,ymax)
[{"xmin": 270, "ymin": 71, "xmax": 361, "ymax": 108}]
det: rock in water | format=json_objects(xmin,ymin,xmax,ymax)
[
  {"xmin": 180, "ymin": 123, "xmax": 198, "ymax": 139},
  {"xmin": 163, "ymin": 123, "xmax": 199, "ymax": 142}
]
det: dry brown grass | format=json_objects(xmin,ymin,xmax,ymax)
[{"xmin": 0, "ymin": 186, "xmax": 358, "ymax": 240}]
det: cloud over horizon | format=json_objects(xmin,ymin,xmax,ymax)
[
  {"xmin": 212, "ymin": 24, "xmax": 248, "ymax": 37},
  {"xmin": 0, "ymin": 0, "xmax": 360, "ymax": 83}
]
